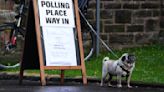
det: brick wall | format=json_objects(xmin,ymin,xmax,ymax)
[{"xmin": 87, "ymin": 0, "xmax": 163, "ymax": 49}]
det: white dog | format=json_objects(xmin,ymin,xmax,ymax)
[{"xmin": 100, "ymin": 53, "xmax": 136, "ymax": 88}]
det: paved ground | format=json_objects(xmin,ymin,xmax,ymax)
[
  {"xmin": 0, "ymin": 73, "xmax": 164, "ymax": 92},
  {"xmin": 0, "ymin": 79, "xmax": 164, "ymax": 92}
]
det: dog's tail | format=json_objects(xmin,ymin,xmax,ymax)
[{"xmin": 103, "ymin": 57, "xmax": 109, "ymax": 63}]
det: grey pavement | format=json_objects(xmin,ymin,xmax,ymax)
[
  {"xmin": 0, "ymin": 73, "xmax": 164, "ymax": 92},
  {"xmin": 0, "ymin": 80, "xmax": 164, "ymax": 92}
]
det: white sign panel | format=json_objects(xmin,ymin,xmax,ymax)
[
  {"xmin": 42, "ymin": 27, "xmax": 77, "ymax": 66},
  {"xmin": 38, "ymin": 0, "xmax": 75, "ymax": 27}
]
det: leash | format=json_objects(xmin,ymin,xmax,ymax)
[{"xmin": 78, "ymin": 9, "xmax": 118, "ymax": 58}]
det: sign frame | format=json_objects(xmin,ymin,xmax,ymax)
[{"xmin": 19, "ymin": 0, "xmax": 87, "ymax": 86}]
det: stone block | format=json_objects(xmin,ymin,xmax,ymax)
[
  {"xmin": 123, "ymin": 3, "xmax": 140, "ymax": 9},
  {"xmin": 86, "ymin": 10, "xmax": 95, "ymax": 20},
  {"xmin": 87, "ymin": 0, "xmax": 96, "ymax": 9},
  {"xmin": 152, "ymin": 10, "xmax": 160, "ymax": 17},
  {"xmin": 100, "ymin": 10, "xmax": 113, "ymax": 19},
  {"xmin": 104, "ymin": 19, "xmax": 113, "ymax": 24},
  {"xmin": 0, "ymin": 0, "xmax": 14, "ymax": 10},
  {"xmin": 105, "ymin": 25, "xmax": 124, "ymax": 33},
  {"xmin": 141, "ymin": 2, "xmax": 160, "ymax": 9},
  {"xmin": 160, "ymin": 18, "xmax": 164, "ymax": 28},
  {"xmin": 101, "ymin": 0, "xmax": 114, "ymax": 1},
  {"xmin": 115, "ymin": 10, "xmax": 132, "ymax": 23},
  {"xmin": 127, "ymin": 25, "xmax": 144, "ymax": 32},
  {"xmin": 109, "ymin": 34, "xmax": 134, "ymax": 44},
  {"xmin": 133, "ymin": 18, "xmax": 144, "ymax": 24},
  {"xmin": 100, "ymin": 33, "xmax": 108, "ymax": 40},
  {"xmin": 133, "ymin": 0, "xmax": 147, "ymax": 2},
  {"xmin": 135, "ymin": 33, "xmax": 158, "ymax": 44},
  {"xmin": 146, "ymin": 19, "xmax": 159, "ymax": 32},
  {"xmin": 134, "ymin": 10, "xmax": 152, "ymax": 18},
  {"xmin": 159, "ymin": 30, "xmax": 164, "ymax": 37},
  {"xmin": 104, "ymin": 3, "xmax": 121, "ymax": 9},
  {"xmin": 161, "ymin": 10, "xmax": 164, "ymax": 16}
]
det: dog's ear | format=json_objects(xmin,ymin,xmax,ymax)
[
  {"xmin": 121, "ymin": 56, "xmax": 126, "ymax": 61},
  {"xmin": 103, "ymin": 57, "xmax": 109, "ymax": 62}
]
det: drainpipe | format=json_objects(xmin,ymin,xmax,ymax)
[{"xmin": 96, "ymin": 0, "xmax": 100, "ymax": 56}]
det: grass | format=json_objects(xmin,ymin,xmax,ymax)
[
  {"xmin": 0, "ymin": 44, "xmax": 164, "ymax": 84},
  {"xmin": 87, "ymin": 44, "xmax": 164, "ymax": 84}
]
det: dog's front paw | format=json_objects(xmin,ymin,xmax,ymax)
[
  {"xmin": 127, "ymin": 85, "xmax": 132, "ymax": 88},
  {"xmin": 108, "ymin": 83, "xmax": 113, "ymax": 87},
  {"xmin": 100, "ymin": 83, "xmax": 103, "ymax": 86},
  {"xmin": 117, "ymin": 84, "xmax": 122, "ymax": 88}
]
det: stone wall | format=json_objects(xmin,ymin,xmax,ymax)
[
  {"xmin": 0, "ymin": 0, "xmax": 15, "ymax": 23},
  {"xmin": 87, "ymin": 0, "xmax": 163, "ymax": 49},
  {"xmin": 0, "ymin": 0, "xmax": 164, "ymax": 50},
  {"xmin": 0, "ymin": 0, "xmax": 17, "ymax": 52},
  {"xmin": 160, "ymin": 0, "xmax": 164, "ymax": 43}
]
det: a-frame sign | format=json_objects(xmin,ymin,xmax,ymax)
[{"xmin": 19, "ymin": 0, "xmax": 87, "ymax": 86}]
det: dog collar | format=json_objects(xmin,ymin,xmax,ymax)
[{"xmin": 117, "ymin": 63, "xmax": 130, "ymax": 75}]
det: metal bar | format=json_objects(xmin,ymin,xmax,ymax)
[{"xmin": 96, "ymin": 0, "xmax": 100, "ymax": 56}]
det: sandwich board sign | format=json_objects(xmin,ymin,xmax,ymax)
[
  {"xmin": 38, "ymin": 0, "xmax": 77, "ymax": 66},
  {"xmin": 19, "ymin": 0, "xmax": 87, "ymax": 86}
]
